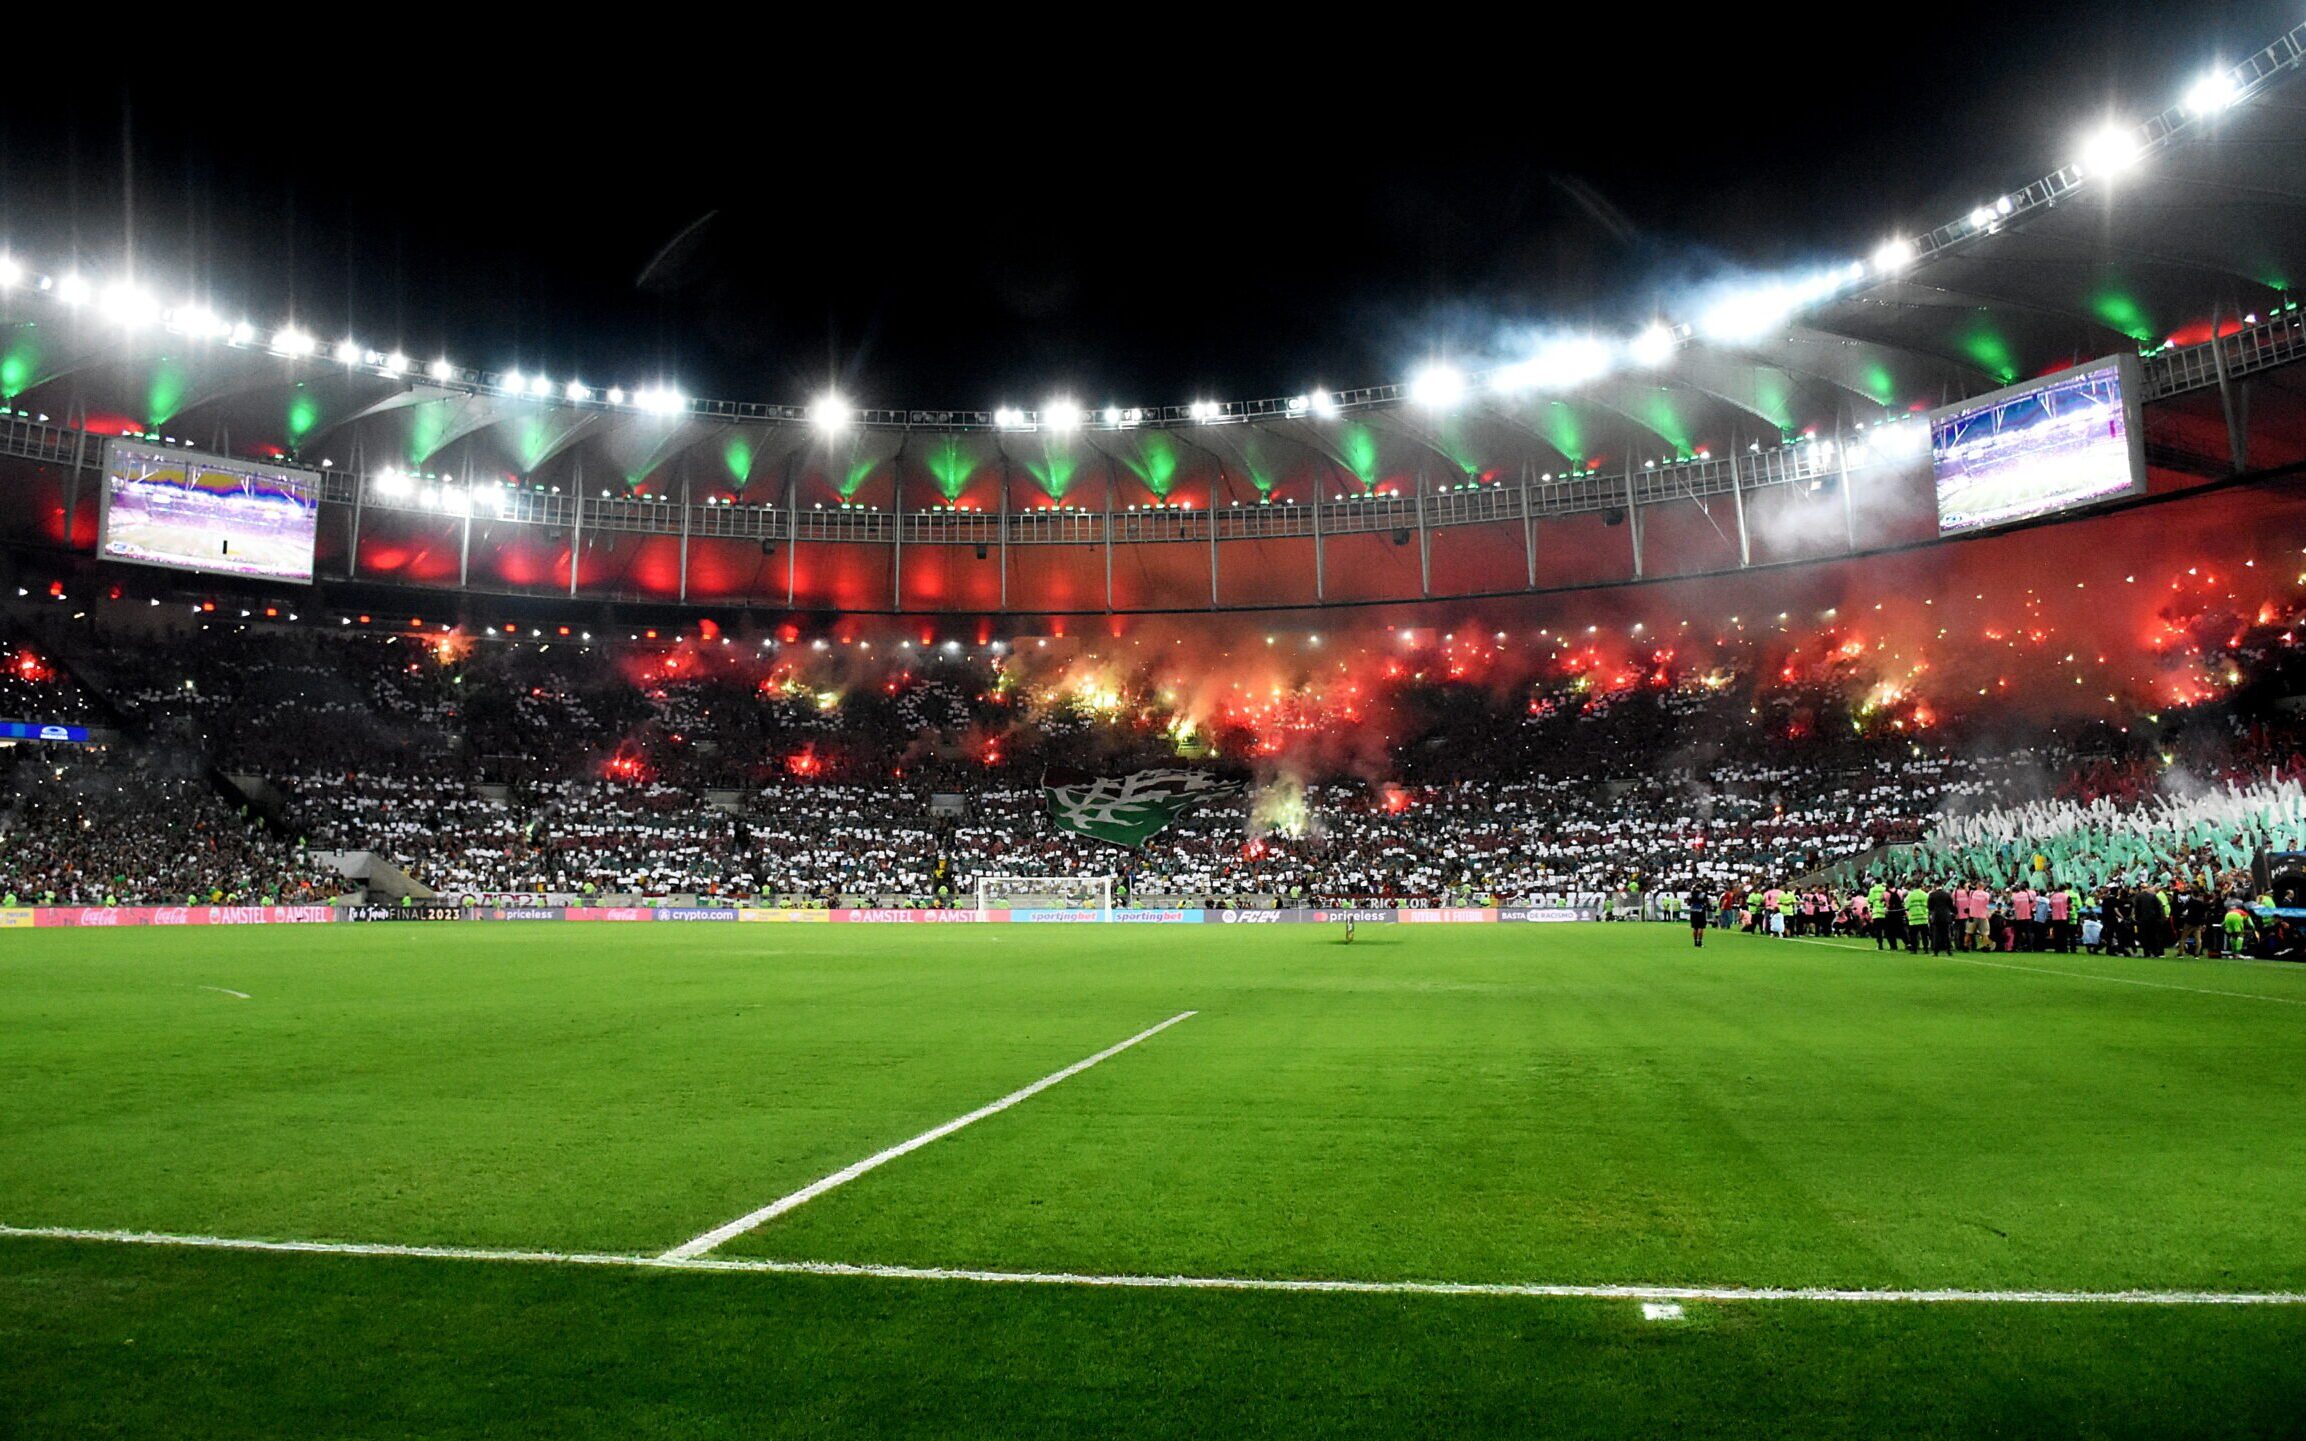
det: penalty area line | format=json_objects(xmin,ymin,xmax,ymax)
[
  {"xmin": 2, "ymin": 1224, "xmax": 2302, "ymax": 1307},
  {"xmin": 660, "ymin": 1009, "xmax": 1199, "ymax": 1261}
]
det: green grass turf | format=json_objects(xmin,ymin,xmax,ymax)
[{"xmin": 5, "ymin": 921, "xmax": 2306, "ymax": 1435}]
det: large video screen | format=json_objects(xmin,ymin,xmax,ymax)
[
  {"xmin": 1931, "ymin": 354, "xmax": 2146, "ymax": 536},
  {"xmin": 99, "ymin": 441, "xmax": 321, "ymax": 583}
]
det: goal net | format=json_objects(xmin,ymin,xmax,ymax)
[{"xmin": 976, "ymin": 874, "xmax": 1115, "ymax": 918}]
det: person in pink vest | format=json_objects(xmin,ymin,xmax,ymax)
[
  {"xmin": 1964, "ymin": 882, "xmax": 1993, "ymax": 951},
  {"xmin": 2047, "ymin": 883, "xmax": 2072, "ymax": 952},
  {"xmin": 2009, "ymin": 882, "xmax": 2036, "ymax": 951}
]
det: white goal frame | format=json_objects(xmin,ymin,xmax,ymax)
[{"xmin": 976, "ymin": 874, "xmax": 1115, "ymax": 919}]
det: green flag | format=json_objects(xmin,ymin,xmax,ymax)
[{"xmin": 1042, "ymin": 767, "xmax": 1242, "ymax": 849}]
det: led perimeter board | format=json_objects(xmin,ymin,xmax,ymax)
[
  {"xmin": 99, "ymin": 440, "xmax": 321, "ymax": 583},
  {"xmin": 1930, "ymin": 354, "xmax": 2146, "ymax": 536}
]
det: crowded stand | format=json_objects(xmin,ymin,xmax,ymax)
[{"xmin": 0, "ymin": 604, "xmax": 2297, "ymax": 935}]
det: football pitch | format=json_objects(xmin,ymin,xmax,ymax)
[{"xmin": 6, "ymin": 922, "xmax": 2306, "ymax": 1437}]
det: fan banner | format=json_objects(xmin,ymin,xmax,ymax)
[{"xmin": 1042, "ymin": 767, "xmax": 1244, "ymax": 848}]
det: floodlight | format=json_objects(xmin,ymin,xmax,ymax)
[
  {"xmin": 2184, "ymin": 68, "xmax": 2241, "ymax": 115},
  {"xmin": 0, "ymin": 256, "xmax": 20, "ymax": 289},
  {"xmin": 1871, "ymin": 237, "xmax": 1917, "ymax": 274},
  {"xmin": 1408, "ymin": 363, "xmax": 1466, "ymax": 410},
  {"xmin": 98, "ymin": 283, "xmax": 159, "ymax": 328},
  {"xmin": 332, "ymin": 338, "xmax": 362, "ymax": 366},
  {"xmin": 565, "ymin": 380, "xmax": 591, "ymax": 403},
  {"xmin": 271, "ymin": 326, "xmax": 317, "ymax": 357},
  {"xmin": 809, "ymin": 392, "xmax": 851, "ymax": 432},
  {"xmin": 994, "ymin": 406, "xmax": 1026, "ymax": 429},
  {"xmin": 527, "ymin": 373, "xmax": 554, "ymax": 398},
  {"xmin": 1501, "ymin": 336, "xmax": 1610, "ymax": 393},
  {"xmin": 1308, "ymin": 388, "xmax": 1338, "ymax": 418},
  {"xmin": 2078, "ymin": 124, "xmax": 2143, "ymax": 178},
  {"xmin": 428, "ymin": 358, "xmax": 456, "ymax": 382},
  {"xmin": 1187, "ymin": 399, "xmax": 1219, "ymax": 422},
  {"xmin": 54, "ymin": 273, "xmax": 91, "ymax": 306},
  {"xmin": 1697, "ymin": 288, "xmax": 1791, "ymax": 343},
  {"xmin": 1044, "ymin": 398, "xmax": 1083, "ymax": 432},
  {"xmin": 1630, "ymin": 322, "xmax": 1677, "ymax": 367},
  {"xmin": 383, "ymin": 352, "xmax": 409, "ymax": 375}
]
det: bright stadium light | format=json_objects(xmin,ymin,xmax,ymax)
[
  {"xmin": 54, "ymin": 273, "xmax": 92, "ymax": 306},
  {"xmin": 1497, "ymin": 336, "xmax": 1610, "ymax": 394},
  {"xmin": 1630, "ymin": 323, "xmax": 1677, "ymax": 367},
  {"xmin": 373, "ymin": 468, "xmax": 413, "ymax": 498},
  {"xmin": 98, "ymin": 283, "xmax": 159, "ymax": 328},
  {"xmin": 1871, "ymin": 237, "xmax": 1917, "ymax": 274},
  {"xmin": 994, "ymin": 406, "xmax": 1026, "ymax": 429},
  {"xmin": 383, "ymin": 351, "xmax": 409, "ymax": 376},
  {"xmin": 1308, "ymin": 387, "xmax": 1338, "ymax": 418},
  {"xmin": 1698, "ymin": 288, "xmax": 1789, "ymax": 343},
  {"xmin": 527, "ymin": 373, "xmax": 554, "ymax": 398},
  {"xmin": 428, "ymin": 358, "xmax": 456, "ymax": 382},
  {"xmin": 0, "ymin": 255, "xmax": 20, "ymax": 289},
  {"xmin": 2184, "ymin": 67, "xmax": 2241, "ymax": 115},
  {"xmin": 564, "ymin": 380, "xmax": 591, "ymax": 403},
  {"xmin": 271, "ymin": 326, "xmax": 317, "ymax": 357},
  {"xmin": 1043, "ymin": 398, "xmax": 1083, "ymax": 432},
  {"xmin": 332, "ymin": 338, "xmax": 362, "ymax": 366},
  {"xmin": 229, "ymin": 321, "xmax": 257, "ymax": 345},
  {"xmin": 170, "ymin": 303, "xmax": 221, "ymax": 338},
  {"xmin": 1967, "ymin": 204, "xmax": 1997, "ymax": 230},
  {"xmin": 809, "ymin": 392, "xmax": 852, "ymax": 432},
  {"xmin": 605, "ymin": 387, "xmax": 626, "ymax": 406},
  {"xmin": 501, "ymin": 369, "xmax": 526, "ymax": 394},
  {"xmin": 2078, "ymin": 123, "xmax": 2143, "ymax": 178},
  {"xmin": 1408, "ymin": 363, "xmax": 1466, "ymax": 410},
  {"xmin": 1187, "ymin": 399, "xmax": 1220, "ymax": 422}
]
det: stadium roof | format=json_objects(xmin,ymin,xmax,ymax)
[{"xmin": 1, "ymin": 22, "xmax": 2304, "ymax": 608}]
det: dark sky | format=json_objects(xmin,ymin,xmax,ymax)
[{"xmin": 0, "ymin": 4, "xmax": 2293, "ymax": 409}]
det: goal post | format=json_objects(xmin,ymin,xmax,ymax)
[{"xmin": 976, "ymin": 874, "xmax": 1115, "ymax": 919}]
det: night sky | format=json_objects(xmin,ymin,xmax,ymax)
[{"xmin": 0, "ymin": 4, "xmax": 2294, "ymax": 409}]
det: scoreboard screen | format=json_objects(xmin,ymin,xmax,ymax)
[
  {"xmin": 99, "ymin": 441, "xmax": 321, "ymax": 583},
  {"xmin": 1931, "ymin": 355, "xmax": 2147, "ymax": 536}
]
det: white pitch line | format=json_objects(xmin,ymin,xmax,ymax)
[
  {"xmin": 660, "ymin": 1010, "xmax": 1198, "ymax": 1261},
  {"xmin": 1783, "ymin": 936, "xmax": 2306, "ymax": 1007},
  {"xmin": 197, "ymin": 986, "xmax": 251, "ymax": 1000},
  {"xmin": 3, "ymin": 1224, "xmax": 2301, "ymax": 1307}
]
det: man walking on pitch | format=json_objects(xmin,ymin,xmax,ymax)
[{"xmin": 1687, "ymin": 883, "xmax": 1712, "ymax": 948}]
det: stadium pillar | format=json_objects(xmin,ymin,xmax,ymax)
[
  {"xmin": 2210, "ymin": 300, "xmax": 2250, "ymax": 473},
  {"xmin": 1415, "ymin": 464, "xmax": 1431, "ymax": 597},
  {"xmin": 1836, "ymin": 415, "xmax": 1858, "ymax": 553},
  {"xmin": 63, "ymin": 395, "xmax": 83, "ymax": 551},
  {"xmin": 785, "ymin": 452, "xmax": 799, "ymax": 608},
  {"xmin": 1313, "ymin": 464, "xmax": 1328, "ymax": 602},
  {"xmin": 1623, "ymin": 464, "xmax": 1643, "ymax": 578},
  {"xmin": 1209, "ymin": 464, "xmax": 1221, "ymax": 608},
  {"xmin": 458, "ymin": 454, "xmax": 473, "ymax": 589},
  {"xmin": 1727, "ymin": 436, "xmax": 1750, "ymax": 568},
  {"xmin": 1520, "ymin": 459, "xmax": 1536, "ymax": 589},
  {"xmin": 347, "ymin": 434, "xmax": 364, "ymax": 581},
  {"xmin": 569, "ymin": 453, "xmax": 584, "ymax": 598},
  {"xmin": 1103, "ymin": 455, "xmax": 1115, "ymax": 612},
  {"xmin": 678, "ymin": 460, "xmax": 692, "ymax": 603},
  {"xmin": 892, "ymin": 439, "xmax": 905, "ymax": 611},
  {"xmin": 998, "ymin": 455, "xmax": 1010, "ymax": 610}
]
